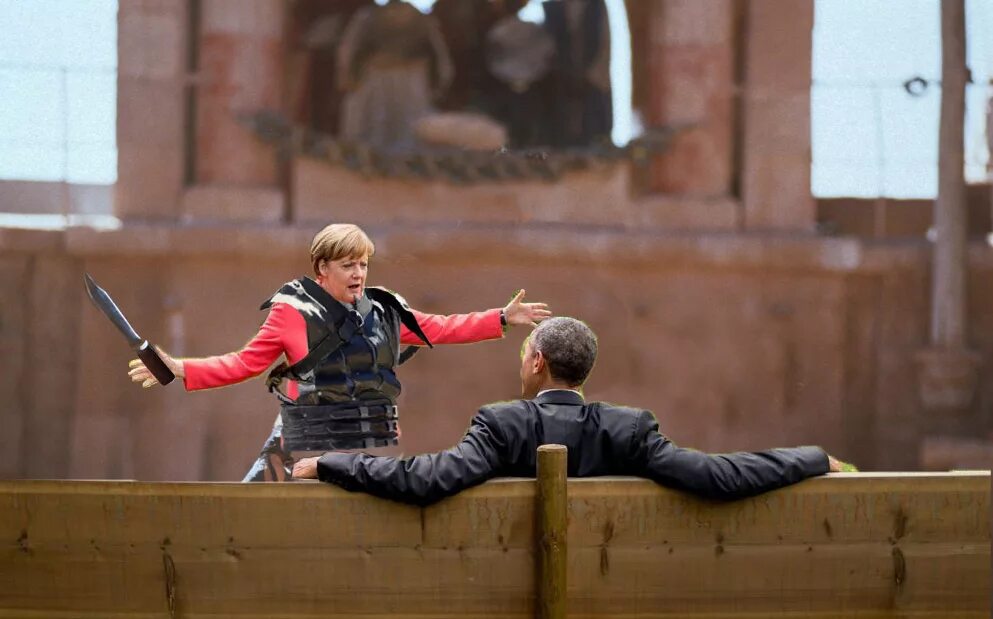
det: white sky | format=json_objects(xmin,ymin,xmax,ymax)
[
  {"xmin": 0, "ymin": 0, "xmax": 117, "ymax": 184},
  {"xmin": 0, "ymin": 0, "xmax": 990, "ymax": 199},
  {"xmin": 812, "ymin": 0, "xmax": 992, "ymax": 197}
]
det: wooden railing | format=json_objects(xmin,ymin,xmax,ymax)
[{"xmin": 0, "ymin": 470, "xmax": 988, "ymax": 618}]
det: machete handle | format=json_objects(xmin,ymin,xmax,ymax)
[{"xmin": 137, "ymin": 341, "xmax": 175, "ymax": 386}]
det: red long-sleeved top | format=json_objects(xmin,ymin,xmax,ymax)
[{"xmin": 183, "ymin": 303, "xmax": 503, "ymax": 399}]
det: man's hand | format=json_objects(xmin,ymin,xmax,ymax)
[
  {"xmin": 292, "ymin": 456, "xmax": 321, "ymax": 480},
  {"xmin": 828, "ymin": 454, "xmax": 858, "ymax": 473},
  {"xmin": 502, "ymin": 289, "xmax": 552, "ymax": 328}
]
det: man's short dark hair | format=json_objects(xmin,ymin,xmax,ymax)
[{"xmin": 530, "ymin": 317, "xmax": 598, "ymax": 387}]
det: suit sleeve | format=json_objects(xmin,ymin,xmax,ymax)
[
  {"xmin": 316, "ymin": 406, "xmax": 507, "ymax": 506},
  {"xmin": 631, "ymin": 410, "xmax": 829, "ymax": 500},
  {"xmin": 400, "ymin": 308, "xmax": 503, "ymax": 346},
  {"xmin": 182, "ymin": 303, "xmax": 302, "ymax": 391}
]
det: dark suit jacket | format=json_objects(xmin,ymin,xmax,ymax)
[{"xmin": 317, "ymin": 390, "xmax": 829, "ymax": 506}]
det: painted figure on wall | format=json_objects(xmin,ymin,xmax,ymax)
[
  {"xmin": 543, "ymin": 0, "xmax": 613, "ymax": 146},
  {"xmin": 432, "ymin": 0, "xmax": 503, "ymax": 112},
  {"xmin": 288, "ymin": 0, "xmax": 373, "ymax": 135},
  {"xmin": 484, "ymin": 0, "xmax": 556, "ymax": 147},
  {"xmin": 336, "ymin": 0, "xmax": 454, "ymax": 151}
]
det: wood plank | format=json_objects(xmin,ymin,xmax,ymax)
[
  {"xmin": 566, "ymin": 544, "xmax": 989, "ymax": 615},
  {"xmin": 0, "ymin": 474, "xmax": 988, "ymax": 617},
  {"xmin": 423, "ymin": 478, "xmax": 535, "ymax": 548},
  {"xmin": 565, "ymin": 475, "xmax": 991, "ymax": 546},
  {"xmin": 0, "ymin": 548, "xmax": 534, "ymax": 615},
  {"xmin": 428, "ymin": 474, "xmax": 991, "ymax": 549},
  {"xmin": 1, "ymin": 543, "xmax": 985, "ymax": 616},
  {"xmin": 0, "ymin": 480, "xmax": 423, "ymax": 549},
  {"xmin": 0, "ymin": 613, "xmax": 532, "ymax": 619},
  {"xmin": 565, "ymin": 614, "xmax": 988, "ymax": 619},
  {"xmin": 0, "ymin": 612, "xmax": 986, "ymax": 619}
]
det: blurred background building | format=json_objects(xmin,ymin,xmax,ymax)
[{"xmin": 0, "ymin": 0, "xmax": 991, "ymax": 481}]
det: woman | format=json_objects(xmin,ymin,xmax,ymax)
[{"xmin": 128, "ymin": 224, "xmax": 550, "ymax": 481}]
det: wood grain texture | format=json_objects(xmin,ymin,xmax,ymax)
[
  {"xmin": 537, "ymin": 445, "xmax": 568, "ymax": 619},
  {"xmin": 0, "ymin": 473, "xmax": 988, "ymax": 618}
]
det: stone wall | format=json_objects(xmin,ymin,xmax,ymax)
[
  {"xmin": 2, "ymin": 220, "xmax": 992, "ymax": 481},
  {"xmin": 2, "ymin": 0, "xmax": 990, "ymax": 482}
]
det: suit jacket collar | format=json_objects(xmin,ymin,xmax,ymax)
[{"xmin": 534, "ymin": 389, "xmax": 585, "ymax": 406}]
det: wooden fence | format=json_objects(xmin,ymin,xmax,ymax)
[{"xmin": 0, "ymin": 470, "xmax": 989, "ymax": 618}]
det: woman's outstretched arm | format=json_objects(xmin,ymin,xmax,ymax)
[
  {"xmin": 128, "ymin": 303, "xmax": 306, "ymax": 391},
  {"xmin": 400, "ymin": 289, "xmax": 551, "ymax": 345}
]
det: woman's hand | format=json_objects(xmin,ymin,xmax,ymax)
[
  {"xmin": 502, "ymin": 289, "xmax": 552, "ymax": 328},
  {"xmin": 128, "ymin": 346, "xmax": 185, "ymax": 388}
]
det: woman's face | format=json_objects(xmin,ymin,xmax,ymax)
[{"xmin": 318, "ymin": 254, "xmax": 369, "ymax": 305}]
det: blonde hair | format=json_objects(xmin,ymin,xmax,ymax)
[{"xmin": 310, "ymin": 224, "xmax": 375, "ymax": 275}]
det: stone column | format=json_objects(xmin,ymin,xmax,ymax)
[
  {"xmin": 115, "ymin": 1, "xmax": 190, "ymax": 220},
  {"xmin": 740, "ymin": 0, "xmax": 815, "ymax": 230},
  {"xmin": 186, "ymin": 0, "xmax": 285, "ymax": 222},
  {"xmin": 917, "ymin": 0, "xmax": 980, "ymax": 414},
  {"xmin": 644, "ymin": 0, "xmax": 735, "ymax": 197}
]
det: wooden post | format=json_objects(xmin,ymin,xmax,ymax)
[
  {"xmin": 536, "ymin": 444, "xmax": 568, "ymax": 619},
  {"xmin": 932, "ymin": 0, "xmax": 968, "ymax": 350},
  {"xmin": 916, "ymin": 0, "xmax": 980, "ymax": 415}
]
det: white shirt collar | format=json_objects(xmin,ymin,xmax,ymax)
[{"xmin": 536, "ymin": 388, "xmax": 584, "ymax": 398}]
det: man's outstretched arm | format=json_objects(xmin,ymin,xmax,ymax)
[
  {"xmin": 295, "ymin": 407, "xmax": 507, "ymax": 506},
  {"xmin": 632, "ymin": 410, "xmax": 831, "ymax": 500}
]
